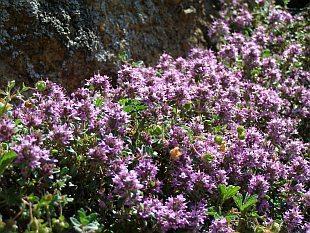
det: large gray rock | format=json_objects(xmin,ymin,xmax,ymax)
[{"xmin": 0, "ymin": 0, "xmax": 215, "ymax": 90}]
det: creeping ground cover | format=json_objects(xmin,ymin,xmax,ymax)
[{"xmin": 0, "ymin": 0, "xmax": 309, "ymax": 232}]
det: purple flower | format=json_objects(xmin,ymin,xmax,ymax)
[
  {"xmin": 283, "ymin": 43, "xmax": 303, "ymax": 63},
  {"xmin": 266, "ymin": 118, "xmax": 296, "ymax": 144},
  {"xmin": 49, "ymin": 123, "xmax": 74, "ymax": 145},
  {"xmin": 75, "ymin": 99, "xmax": 99, "ymax": 122},
  {"xmin": 209, "ymin": 218, "xmax": 234, "ymax": 233},
  {"xmin": 89, "ymin": 134, "xmax": 124, "ymax": 161},
  {"xmin": 253, "ymin": 26, "xmax": 268, "ymax": 46},
  {"xmin": 169, "ymin": 126, "xmax": 190, "ymax": 148},
  {"xmin": 284, "ymin": 206, "xmax": 304, "ymax": 232},
  {"xmin": 13, "ymin": 134, "xmax": 51, "ymax": 169},
  {"xmin": 303, "ymin": 222, "xmax": 310, "ymax": 233},
  {"xmin": 158, "ymin": 195, "xmax": 190, "ymax": 231},
  {"xmin": 99, "ymin": 101, "xmax": 129, "ymax": 136},
  {"xmin": 234, "ymin": 8, "xmax": 252, "ymax": 29},
  {"xmin": 303, "ymin": 190, "xmax": 310, "ymax": 208},
  {"xmin": 86, "ymin": 74, "xmax": 111, "ymax": 93},
  {"xmin": 248, "ymin": 175, "xmax": 269, "ymax": 198},
  {"xmin": 242, "ymin": 42, "xmax": 261, "ymax": 69},
  {"xmin": 112, "ymin": 164, "xmax": 143, "ymax": 205},
  {"xmin": 0, "ymin": 117, "xmax": 14, "ymax": 142},
  {"xmin": 14, "ymin": 105, "xmax": 44, "ymax": 127},
  {"xmin": 138, "ymin": 197, "xmax": 164, "ymax": 219},
  {"xmin": 209, "ymin": 20, "xmax": 230, "ymax": 43},
  {"xmin": 135, "ymin": 155, "xmax": 160, "ymax": 192},
  {"xmin": 226, "ymin": 33, "xmax": 246, "ymax": 50},
  {"xmin": 269, "ymin": 9, "xmax": 292, "ymax": 25},
  {"xmin": 218, "ymin": 44, "xmax": 238, "ymax": 63},
  {"xmin": 288, "ymin": 156, "xmax": 309, "ymax": 183}
]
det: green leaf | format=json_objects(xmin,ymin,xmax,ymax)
[
  {"xmin": 233, "ymin": 193, "xmax": 243, "ymax": 210},
  {"xmin": 283, "ymin": 0, "xmax": 290, "ymax": 7},
  {"xmin": 225, "ymin": 213, "xmax": 239, "ymax": 221},
  {"xmin": 118, "ymin": 51, "xmax": 129, "ymax": 62},
  {"xmin": 78, "ymin": 209, "xmax": 89, "ymax": 225},
  {"xmin": 119, "ymin": 98, "xmax": 147, "ymax": 113},
  {"xmin": 70, "ymin": 209, "xmax": 101, "ymax": 232},
  {"xmin": 66, "ymin": 147, "xmax": 77, "ymax": 155},
  {"xmin": 70, "ymin": 217, "xmax": 80, "ymax": 227},
  {"xmin": 21, "ymin": 83, "xmax": 30, "ymax": 93},
  {"xmin": 132, "ymin": 61, "xmax": 144, "ymax": 68},
  {"xmin": 28, "ymin": 194, "xmax": 39, "ymax": 203},
  {"xmin": 83, "ymin": 222, "xmax": 101, "ymax": 232},
  {"xmin": 151, "ymin": 125, "xmax": 163, "ymax": 135},
  {"xmin": 87, "ymin": 213, "xmax": 99, "ymax": 223},
  {"xmin": 0, "ymin": 187, "xmax": 22, "ymax": 205},
  {"xmin": 8, "ymin": 80, "xmax": 16, "ymax": 90},
  {"xmin": 233, "ymin": 193, "xmax": 258, "ymax": 213},
  {"xmin": 237, "ymin": 125, "xmax": 245, "ymax": 134},
  {"xmin": 207, "ymin": 207, "xmax": 221, "ymax": 219},
  {"xmin": 250, "ymin": 211, "xmax": 259, "ymax": 217},
  {"xmin": 219, "ymin": 184, "xmax": 240, "ymax": 204},
  {"xmin": 0, "ymin": 150, "xmax": 17, "ymax": 175},
  {"xmin": 262, "ymin": 49, "xmax": 271, "ymax": 58},
  {"xmin": 241, "ymin": 194, "xmax": 258, "ymax": 212},
  {"xmin": 94, "ymin": 97, "xmax": 104, "ymax": 107},
  {"xmin": 183, "ymin": 102, "xmax": 192, "ymax": 111}
]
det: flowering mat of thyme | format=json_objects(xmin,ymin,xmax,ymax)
[{"xmin": 0, "ymin": 1, "xmax": 309, "ymax": 232}]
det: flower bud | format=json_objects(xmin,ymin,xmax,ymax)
[
  {"xmin": 51, "ymin": 149, "xmax": 59, "ymax": 155},
  {"xmin": 202, "ymin": 153, "xmax": 213, "ymax": 162},
  {"xmin": 237, "ymin": 125, "xmax": 245, "ymax": 134},
  {"xmin": 214, "ymin": 135, "xmax": 223, "ymax": 145},
  {"xmin": 238, "ymin": 132, "xmax": 246, "ymax": 140},
  {"xmin": 35, "ymin": 80, "xmax": 47, "ymax": 92}
]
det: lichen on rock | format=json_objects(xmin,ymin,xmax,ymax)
[{"xmin": 0, "ymin": 0, "xmax": 213, "ymax": 90}]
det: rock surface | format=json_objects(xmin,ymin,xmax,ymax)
[{"xmin": 0, "ymin": 0, "xmax": 216, "ymax": 90}]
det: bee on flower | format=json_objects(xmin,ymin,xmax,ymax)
[
  {"xmin": 24, "ymin": 100, "xmax": 33, "ymax": 109},
  {"xmin": 170, "ymin": 146, "xmax": 182, "ymax": 161}
]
